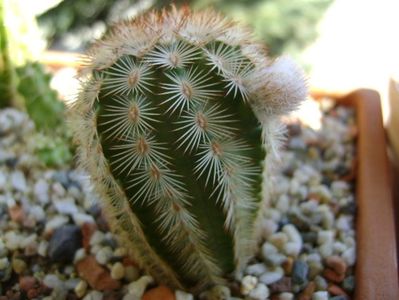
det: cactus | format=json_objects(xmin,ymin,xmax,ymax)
[{"xmin": 70, "ymin": 6, "xmax": 307, "ymax": 292}]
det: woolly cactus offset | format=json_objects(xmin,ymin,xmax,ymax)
[{"xmin": 70, "ymin": 7, "xmax": 306, "ymax": 292}]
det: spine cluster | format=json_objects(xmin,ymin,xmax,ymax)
[{"xmin": 70, "ymin": 6, "xmax": 307, "ymax": 292}]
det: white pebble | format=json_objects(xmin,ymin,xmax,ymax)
[
  {"xmin": 73, "ymin": 213, "xmax": 95, "ymax": 226},
  {"xmin": 336, "ymin": 216, "xmax": 352, "ymax": 232},
  {"xmin": 95, "ymin": 246, "xmax": 113, "ymax": 265},
  {"xmin": 52, "ymin": 182, "xmax": 66, "ymax": 197},
  {"xmin": 331, "ymin": 181, "xmax": 349, "ymax": 197},
  {"xmin": 278, "ymin": 292, "xmax": 294, "ymax": 300},
  {"xmin": 83, "ymin": 290, "xmax": 103, "ymax": 300},
  {"xmin": 54, "ymin": 199, "xmax": 79, "ymax": 215},
  {"xmin": 283, "ymin": 224, "xmax": 302, "ymax": 244},
  {"xmin": 74, "ymin": 280, "xmax": 88, "ymax": 298},
  {"xmin": 111, "ymin": 262, "xmax": 125, "ymax": 280},
  {"xmin": 317, "ymin": 230, "xmax": 334, "ymax": 245},
  {"xmin": 259, "ymin": 219, "xmax": 278, "ymax": 239},
  {"xmin": 245, "ymin": 263, "xmax": 268, "ymax": 277},
  {"xmin": 267, "ymin": 253, "xmax": 287, "ymax": 266},
  {"xmin": 90, "ymin": 230, "xmax": 105, "ymax": 246},
  {"xmin": 44, "ymin": 215, "xmax": 69, "ymax": 234},
  {"xmin": 248, "ymin": 283, "xmax": 270, "ymax": 300},
  {"xmin": 342, "ymin": 247, "xmax": 356, "ymax": 266},
  {"xmin": 11, "ymin": 171, "xmax": 27, "ymax": 192},
  {"xmin": 38, "ymin": 240, "xmax": 49, "ymax": 257},
  {"xmin": 4, "ymin": 231, "xmax": 22, "ymax": 250},
  {"xmin": 74, "ymin": 248, "xmax": 86, "ymax": 263},
  {"xmin": 43, "ymin": 274, "xmax": 64, "ymax": 289},
  {"xmin": 19, "ymin": 234, "xmax": 37, "ymax": 248},
  {"xmin": 261, "ymin": 242, "xmax": 278, "ymax": 262},
  {"xmin": 268, "ymin": 233, "xmax": 288, "ymax": 251},
  {"xmin": 29, "ymin": 205, "xmax": 46, "ymax": 222},
  {"xmin": 114, "ymin": 247, "xmax": 128, "ymax": 257},
  {"xmin": 127, "ymin": 276, "xmax": 154, "ymax": 298},
  {"xmin": 175, "ymin": 290, "xmax": 194, "ymax": 300},
  {"xmin": 65, "ymin": 278, "xmax": 80, "ymax": 290},
  {"xmin": 241, "ymin": 275, "xmax": 258, "ymax": 295},
  {"xmin": 276, "ymin": 194, "xmax": 290, "ymax": 213},
  {"xmin": 258, "ymin": 267, "xmax": 284, "ymax": 285},
  {"xmin": 319, "ymin": 243, "xmax": 334, "ymax": 258},
  {"xmin": 333, "ymin": 241, "xmax": 347, "ymax": 254},
  {"xmin": 0, "ymin": 257, "xmax": 9, "ymax": 269},
  {"xmin": 312, "ymin": 291, "xmax": 329, "ymax": 300},
  {"xmin": 34, "ymin": 179, "xmax": 49, "ymax": 204},
  {"xmin": 284, "ymin": 242, "xmax": 302, "ymax": 257}
]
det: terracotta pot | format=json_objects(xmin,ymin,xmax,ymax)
[{"xmin": 312, "ymin": 89, "xmax": 399, "ymax": 299}]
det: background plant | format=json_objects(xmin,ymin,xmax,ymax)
[
  {"xmin": 0, "ymin": 0, "xmax": 72, "ymax": 166},
  {"xmin": 71, "ymin": 7, "xmax": 306, "ymax": 292},
  {"xmin": 38, "ymin": 0, "xmax": 332, "ymax": 62}
]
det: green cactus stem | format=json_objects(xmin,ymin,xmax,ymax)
[{"xmin": 70, "ymin": 7, "xmax": 307, "ymax": 292}]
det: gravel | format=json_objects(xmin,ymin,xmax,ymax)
[{"xmin": 0, "ymin": 98, "xmax": 357, "ymax": 299}]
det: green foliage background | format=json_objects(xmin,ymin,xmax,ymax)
[{"xmin": 38, "ymin": 0, "xmax": 333, "ymax": 61}]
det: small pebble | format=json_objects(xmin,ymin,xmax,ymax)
[
  {"xmin": 241, "ymin": 275, "xmax": 258, "ymax": 295},
  {"xmin": 175, "ymin": 290, "xmax": 194, "ymax": 300},
  {"xmin": 74, "ymin": 280, "xmax": 88, "ymax": 298},
  {"xmin": 127, "ymin": 276, "xmax": 154, "ymax": 298},
  {"xmin": 246, "ymin": 263, "xmax": 268, "ymax": 277},
  {"xmin": 269, "ymin": 277, "xmax": 292, "ymax": 293},
  {"xmin": 95, "ymin": 246, "xmax": 113, "ymax": 265},
  {"xmin": 341, "ymin": 247, "xmax": 356, "ymax": 267},
  {"xmin": 292, "ymin": 260, "xmax": 309, "ymax": 286},
  {"xmin": 48, "ymin": 225, "xmax": 82, "ymax": 263},
  {"xmin": 278, "ymin": 292, "xmax": 294, "ymax": 300},
  {"xmin": 43, "ymin": 274, "xmax": 64, "ymax": 290},
  {"xmin": 247, "ymin": 283, "xmax": 269, "ymax": 300},
  {"xmin": 12, "ymin": 258, "xmax": 26, "ymax": 274},
  {"xmin": 259, "ymin": 267, "xmax": 284, "ymax": 285},
  {"xmin": 311, "ymin": 291, "xmax": 329, "ymax": 300},
  {"xmin": 83, "ymin": 291, "xmax": 103, "ymax": 300},
  {"xmin": 111, "ymin": 262, "xmax": 125, "ymax": 280},
  {"xmin": 142, "ymin": 285, "xmax": 175, "ymax": 300},
  {"xmin": 74, "ymin": 248, "xmax": 87, "ymax": 263},
  {"xmin": 325, "ymin": 256, "xmax": 347, "ymax": 275},
  {"xmin": 11, "ymin": 171, "xmax": 27, "ymax": 192}
]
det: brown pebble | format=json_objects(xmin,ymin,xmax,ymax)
[
  {"xmin": 326, "ymin": 256, "xmax": 347, "ymax": 275},
  {"xmin": 22, "ymin": 217, "xmax": 36, "ymax": 229},
  {"xmin": 76, "ymin": 256, "xmax": 121, "ymax": 291},
  {"xmin": 19, "ymin": 276, "xmax": 38, "ymax": 291},
  {"xmin": 142, "ymin": 285, "xmax": 175, "ymax": 300},
  {"xmin": 27, "ymin": 289, "xmax": 40, "ymax": 299},
  {"xmin": 81, "ymin": 222, "xmax": 97, "ymax": 251},
  {"xmin": 269, "ymin": 277, "xmax": 292, "ymax": 293},
  {"xmin": 25, "ymin": 241, "xmax": 38, "ymax": 256},
  {"xmin": 282, "ymin": 256, "xmax": 294, "ymax": 274},
  {"xmin": 9, "ymin": 205, "xmax": 25, "ymax": 223},
  {"xmin": 323, "ymin": 268, "xmax": 345, "ymax": 283},
  {"xmin": 298, "ymin": 281, "xmax": 316, "ymax": 300},
  {"xmin": 328, "ymin": 284, "xmax": 349, "ymax": 296}
]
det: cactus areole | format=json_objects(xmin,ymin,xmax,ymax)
[{"xmin": 71, "ymin": 6, "xmax": 307, "ymax": 293}]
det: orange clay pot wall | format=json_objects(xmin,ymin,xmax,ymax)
[{"xmin": 313, "ymin": 89, "xmax": 399, "ymax": 300}]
